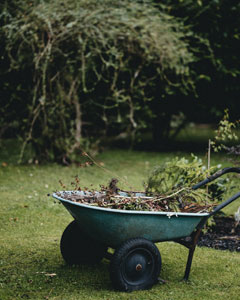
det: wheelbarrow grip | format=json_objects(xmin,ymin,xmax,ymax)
[
  {"xmin": 209, "ymin": 191, "xmax": 240, "ymax": 217},
  {"xmin": 192, "ymin": 167, "xmax": 240, "ymax": 190}
]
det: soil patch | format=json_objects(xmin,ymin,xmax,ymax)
[{"xmin": 198, "ymin": 217, "xmax": 240, "ymax": 252}]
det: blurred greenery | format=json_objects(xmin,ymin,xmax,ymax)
[
  {"xmin": 1, "ymin": 2, "xmax": 239, "ymax": 296},
  {"xmin": 0, "ymin": 0, "xmax": 196, "ymax": 163},
  {"xmin": 1, "ymin": 0, "xmax": 239, "ymax": 163}
]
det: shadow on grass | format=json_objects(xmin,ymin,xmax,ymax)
[{"xmin": 0, "ymin": 247, "xmax": 113, "ymax": 300}]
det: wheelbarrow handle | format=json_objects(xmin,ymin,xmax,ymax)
[
  {"xmin": 192, "ymin": 167, "xmax": 240, "ymax": 190},
  {"xmin": 192, "ymin": 167, "xmax": 240, "ymax": 220},
  {"xmin": 208, "ymin": 191, "xmax": 240, "ymax": 217}
]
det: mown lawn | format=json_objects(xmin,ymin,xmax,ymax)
[{"xmin": 0, "ymin": 141, "xmax": 239, "ymax": 300}]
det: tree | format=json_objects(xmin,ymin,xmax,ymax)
[{"xmin": 1, "ymin": 0, "xmax": 196, "ymax": 162}]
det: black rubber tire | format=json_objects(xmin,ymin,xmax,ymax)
[
  {"xmin": 110, "ymin": 238, "xmax": 161, "ymax": 292},
  {"xmin": 60, "ymin": 220, "xmax": 107, "ymax": 265}
]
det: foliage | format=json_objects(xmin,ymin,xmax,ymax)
[
  {"xmin": 1, "ymin": 0, "xmax": 240, "ymax": 162},
  {"xmin": 145, "ymin": 155, "xmax": 229, "ymax": 202},
  {"xmin": 210, "ymin": 108, "xmax": 240, "ymax": 169},
  {"xmin": 159, "ymin": 0, "xmax": 240, "ymax": 120},
  {"xmin": 56, "ymin": 186, "xmax": 215, "ymax": 213},
  {"xmin": 1, "ymin": 0, "xmax": 196, "ymax": 163},
  {"xmin": 211, "ymin": 109, "xmax": 239, "ymax": 152},
  {"xmin": 55, "ymin": 154, "xmax": 231, "ymax": 213},
  {"xmin": 210, "ymin": 109, "xmax": 240, "ymax": 217}
]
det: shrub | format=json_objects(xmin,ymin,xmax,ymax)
[
  {"xmin": 1, "ymin": 0, "xmax": 196, "ymax": 163},
  {"xmin": 145, "ymin": 155, "xmax": 229, "ymax": 202}
]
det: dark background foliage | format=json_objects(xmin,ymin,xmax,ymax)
[
  {"xmin": 159, "ymin": 0, "xmax": 240, "ymax": 120},
  {"xmin": 0, "ymin": 0, "xmax": 239, "ymax": 163}
]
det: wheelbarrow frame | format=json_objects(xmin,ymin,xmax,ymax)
[
  {"xmin": 52, "ymin": 167, "xmax": 240, "ymax": 289},
  {"xmin": 176, "ymin": 167, "xmax": 240, "ymax": 280}
]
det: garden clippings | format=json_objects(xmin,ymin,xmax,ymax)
[{"xmin": 56, "ymin": 178, "xmax": 217, "ymax": 214}]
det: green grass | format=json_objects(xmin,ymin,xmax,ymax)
[{"xmin": 0, "ymin": 141, "xmax": 239, "ymax": 300}]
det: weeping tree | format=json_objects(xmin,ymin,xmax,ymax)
[{"xmin": 2, "ymin": 0, "xmax": 197, "ymax": 163}]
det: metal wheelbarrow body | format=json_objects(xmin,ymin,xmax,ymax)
[
  {"xmin": 52, "ymin": 167, "xmax": 240, "ymax": 292},
  {"xmin": 55, "ymin": 191, "xmax": 209, "ymax": 248}
]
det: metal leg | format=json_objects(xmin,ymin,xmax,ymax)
[
  {"xmin": 184, "ymin": 247, "xmax": 196, "ymax": 280},
  {"xmin": 183, "ymin": 229, "xmax": 202, "ymax": 281},
  {"xmin": 174, "ymin": 229, "xmax": 203, "ymax": 281}
]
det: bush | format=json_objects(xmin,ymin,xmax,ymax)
[
  {"xmin": 1, "ymin": 0, "xmax": 196, "ymax": 163},
  {"xmin": 146, "ymin": 155, "xmax": 229, "ymax": 202}
]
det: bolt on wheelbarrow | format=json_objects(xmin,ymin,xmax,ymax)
[{"xmin": 52, "ymin": 167, "xmax": 240, "ymax": 292}]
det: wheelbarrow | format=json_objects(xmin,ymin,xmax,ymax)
[{"xmin": 52, "ymin": 167, "xmax": 240, "ymax": 292}]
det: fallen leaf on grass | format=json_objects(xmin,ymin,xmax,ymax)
[
  {"xmin": 9, "ymin": 217, "xmax": 18, "ymax": 222},
  {"xmin": 45, "ymin": 273, "xmax": 57, "ymax": 277},
  {"xmin": 36, "ymin": 272, "xmax": 57, "ymax": 277}
]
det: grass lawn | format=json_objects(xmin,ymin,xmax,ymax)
[{"xmin": 0, "ymin": 140, "xmax": 239, "ymax": 299}]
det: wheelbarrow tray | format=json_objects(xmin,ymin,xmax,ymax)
[
  {"xmin": 53, "ymin": 191, "xmax": 209, "ymax": 248},
  {"xmin": 52, "ymin": 168, "xmax": 240, "ymax": 289}
]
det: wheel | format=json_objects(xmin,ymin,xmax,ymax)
[
  {"xmin": 110, "ymin": 238, "xmax": 161, "ymax": 292},
  {"xmin": 60, "ymin": 220, "xmax": 107, "ymax": 265}
]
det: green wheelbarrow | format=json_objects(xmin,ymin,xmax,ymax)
[{"xmin": 52, "ymin": 167, "xmax": 240, "ymax": 292}]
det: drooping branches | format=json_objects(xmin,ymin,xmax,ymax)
[{"xmin": 2, "ymin": 0, "xmax": 198, "ymax": 162}]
